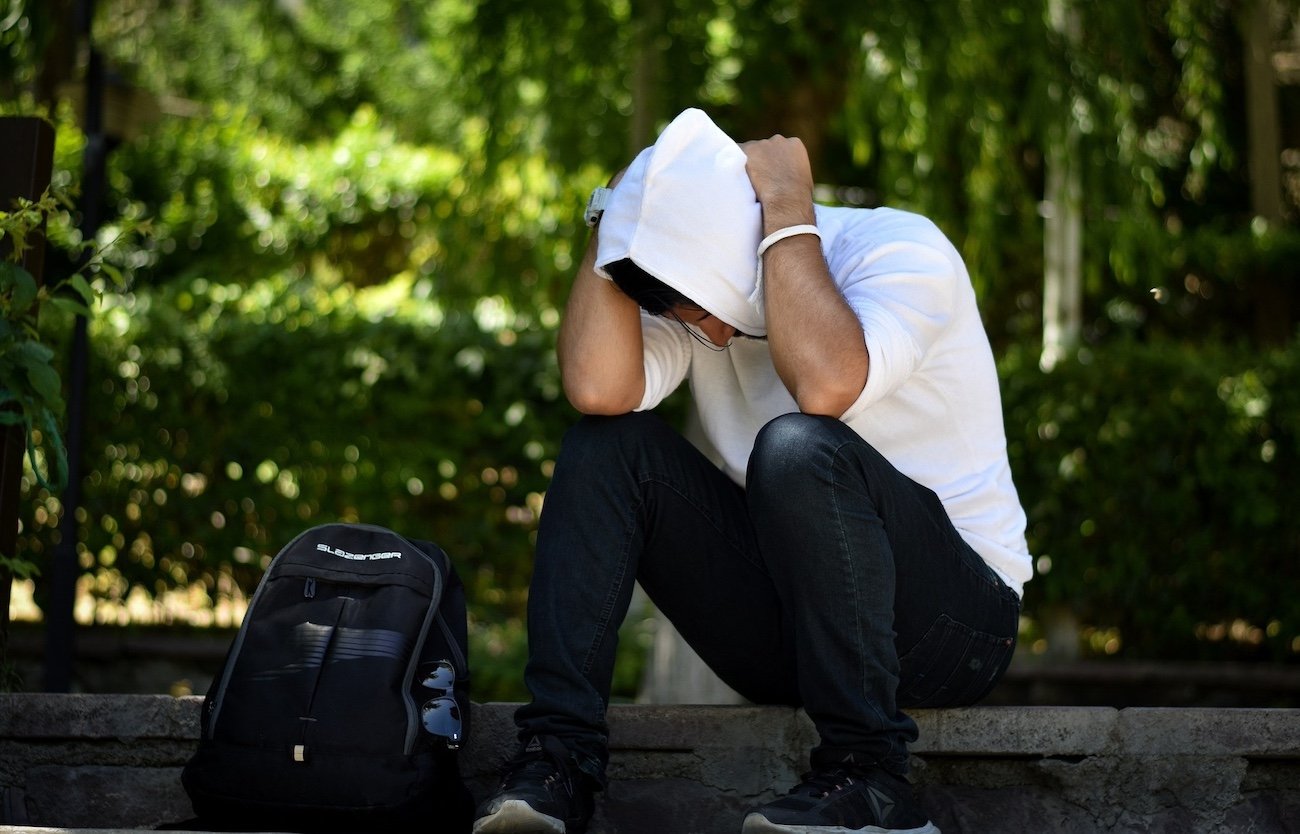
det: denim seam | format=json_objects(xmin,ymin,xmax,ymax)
[
  {"xmin": 826, "ymin": 440, "xmax": 895, "ymax": 738},
  {"xmin": 639, "ymin": 470, "xmax": 762, "ymax": 569},
  {"xmin": 578, "ymin": 489, "xmax": 640, "ymax": 724},
  {"xmin": 909, "ymin": 483, "xmax": 1015, "ymax": 602},
  {"xmin": 953, "ymin": 538, "xmax": 1014, "ymax": 597}
]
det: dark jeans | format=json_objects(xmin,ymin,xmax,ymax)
[{"xmin": 515, "ymin": 412, "xmax": 1020, "ymax": 784}]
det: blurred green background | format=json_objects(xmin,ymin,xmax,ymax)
[{"xmin": 2, "ymin": 0, "xmax": 1299, "ymax": 701}]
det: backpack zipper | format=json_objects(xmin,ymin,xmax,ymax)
[{"xmin": 205, "ymin": 524, "xmax": 322, "ymax": 734}]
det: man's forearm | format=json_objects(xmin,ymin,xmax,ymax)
[
  {"xmin": 745, "ymin": 137, "xmax": 869, "ymax": 417},
  {"xmin": 556, "ymin": 234, "xmax": 646, "ymax": 415},
  {"xmin": 761, "ymin": 228, "xmax": 868, "ymax": 417}
]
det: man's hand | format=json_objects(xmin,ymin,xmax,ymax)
[{"xmin": 741, "ymin": 136, "xmax": 816, "ymax": 233}]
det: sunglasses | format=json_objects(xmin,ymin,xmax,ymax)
[{"xmin": 418, "ymin": 661, "xmax": 462, "ymax": 749}]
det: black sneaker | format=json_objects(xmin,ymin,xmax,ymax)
[
  {"xmin": 473, "ymin": 735, "xmax": 595, "ymax": 834},
  {"xmin": 742, "ymin": 766, "xmax": 939, "ymax": 834}
]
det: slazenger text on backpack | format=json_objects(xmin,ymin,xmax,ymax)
[{"xmin": 315, "ymin": 543, "xmax": 403, "ymax": 561}]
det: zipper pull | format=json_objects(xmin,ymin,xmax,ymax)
[{"xmin": 304, "ymin": 577, "xmax": 316, "ymax": 598}]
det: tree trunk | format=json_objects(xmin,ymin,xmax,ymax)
[
  {"xmin": 1041, "ymin": 131, "xmax": 1083, "ymax": 371},
  {"xmin": 39, "ymin": 0, "xmax": 78, "ymax": 104},
  {"xmin": 629, "ymin": 0, "xmax": 664, "ymax": 154},
  {"xmin": 1241, "ymin": 0, "xmax": 1285, "ymax": 223},
  {"xmin": 1238, "ymin": 0, "xmax": 1289, "ymax": 345},
  {"xmin": 1041, "ymin": 0, "xmax": 1083, "ymax": 371}
]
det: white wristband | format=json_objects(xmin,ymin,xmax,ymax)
[
  {"xmin": 751, "ymin": 224, "xmax": 822, "ymax": 307},
  {"xmin": 757, "ymin": 224, "xmax": 821, "ymax": 258}
]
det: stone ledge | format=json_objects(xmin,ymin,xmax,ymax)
[
  {"xmin": 2, "ymin": 695, "xmax": 1299, "ymax": 833},
  {"xmin": 0, "ymin": 695, "xmax": 198, "ymax": 741},
  {"xmin": 5, "ymin": 696, "xmax": 1297, "ymax": 758},
  {"xmin": 915, "ymin": 705, "xmax": 1300, "ymax": 758}
]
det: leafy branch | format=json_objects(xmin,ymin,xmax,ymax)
[{"xmin": 0, "ymin": 187, "xmax": 146, "ymax": 494}]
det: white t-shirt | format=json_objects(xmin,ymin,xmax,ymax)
[{"xmin": 632, "ymin": 205, "xmax": 1033, "ymax": 596}]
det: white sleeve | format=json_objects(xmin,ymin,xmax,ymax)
[
  {"xmin": 635, "ymin": 311, "xmax": 692, "ymax": 412},
  {"xmin": 836, "ymin": 236, "xmax": 959, "ymax": 422}
]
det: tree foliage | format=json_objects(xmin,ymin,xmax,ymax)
[
  {"xmin": 73, "ymin": 0, "xmax": 1297, "ymax": 341},
  {"xmin": 1004, "ymin": 337, "xmax": 1300, "ymax": 661},
  {"xmin": 1, "ymin": 0, "xmax": 1298, "ymax": 693},
  {"xmin": 463, "ymin": 0, "xmax": 1298, "ymax": 343}
]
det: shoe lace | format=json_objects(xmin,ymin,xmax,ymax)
[{"xmin": 793, "ymin": 766, "xmax": 860, "ymax": 800}]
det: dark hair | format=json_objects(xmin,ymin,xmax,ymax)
[{"xmin": 604, "ymin": 259, "xmax": 698, "ymax": 316}]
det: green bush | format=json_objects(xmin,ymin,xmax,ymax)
[
  {"xmin": 23, "ymin": 276, "xmax": 1300, "ymax": 700},
  {"xmin": 106, "ymin": 104, "xmax": 595, "ymax": 315},
  {"xmin": 22, "ymin": 272, "xmax": 572, "ymax": 699},
  {"xmin": 24, "ymin": 269, "xmax": 671, "ymax": 700},
  {"xmin": 12, "ymin": 101, "xmax": 615, "ymax": 700},
  {"xmin": 1002, "ymin": 338, "xmax": 1300, "ymax": 662}
]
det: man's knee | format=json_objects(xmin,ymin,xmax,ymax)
[
  {"xmin": 753, "ymin": 411, "xmax": 837, "ymax": 450},
  {"xmin": 749, "ymin": 413, "xmax": 894, "ymax": 493},
  {"xmin": 750, "ymin": 413, "xmax": 846, "ymax": 482}
]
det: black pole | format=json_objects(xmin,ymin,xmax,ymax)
[
  {"xmin": 44, "ymin": 0, "xmax": 102, "ymax": 693},
  {"xmin": 0, "ymin": 119, "xmax": 56, "ymax": 691}
]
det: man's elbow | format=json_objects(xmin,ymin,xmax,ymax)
[
  {"xmin": 796, "ymin": 394, "xmax": 852, "ymax": 418},
  {"xmin": 563, "ymin": 377, "xmax": 642, "ymax": 416},
  {"xmin": 793, "ymin": 376, "xmax": 866, "ymax": 418}
]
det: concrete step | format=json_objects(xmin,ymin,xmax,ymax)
[{"xmin": 1, "ymin": 694, "xmax": 1298, "ymax": 833}]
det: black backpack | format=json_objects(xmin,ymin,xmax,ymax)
[{"xmin": 181, "ymin": 523, "xmax": 473, "ymax": 832}]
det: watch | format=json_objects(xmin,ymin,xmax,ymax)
[{"xmin": 584, "ymin": 187, "xmax": 612, "ymax": 228}]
